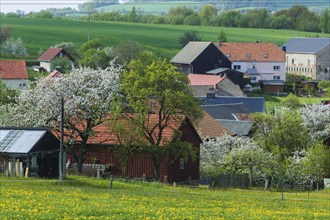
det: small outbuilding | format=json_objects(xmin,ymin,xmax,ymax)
[{"xmin": 0, "ymin": 127, "xmax": 61, "ymax": 178}]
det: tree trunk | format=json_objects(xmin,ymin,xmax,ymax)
[
  {"xmin": 316, "ymin": 182, "xmax": 319, "ymax": 192},
  {"xmin": 249, "ymin": 172, "xmax": 252, "ymax": 188},
  {"xmin": 77, "ymin": 149, "xmax": 86, "ymax": 174},
  {"xmin": 152, "ymin": 155, "xmax": 161, "ymax": 181}
]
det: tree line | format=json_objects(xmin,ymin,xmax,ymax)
[{"xmin": 1, "ymin": 5, "xmax": 329, "ymax": 33}]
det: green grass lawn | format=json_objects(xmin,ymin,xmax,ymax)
[
  {"xmin": 1, "ymin": 17, "xmax": 329, "ymax": 59},
  {"xmin": 0, "ymin": 175, "xmax": 329, "ymax": 219}
]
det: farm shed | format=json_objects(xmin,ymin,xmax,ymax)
[
  {"xmin": 171, "ymin": 41, "xmax": 231, "ymax": 74},
  {"xmin": 0, "ymin": 127, "xmax": 61, "ymax": 178},
  {"xmin": 65, "ymin": 115, "xmax": 202, "ymax": 183}
]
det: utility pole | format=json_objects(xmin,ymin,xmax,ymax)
[
  {"xmin": 88, "ymin": 11, "xmax": 91, "ymax": 41},
  {"xmin": 59, "ymin": 97, "xmax": 64, "ymax": 181}
]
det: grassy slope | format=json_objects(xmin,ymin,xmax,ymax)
[
  {"xmin": 1, "ymin": 17, "xmax": 329, "ymax": 59},
  {"xmin": 0, "ymin": 175, "xmax": 329, "ymax": 219}
]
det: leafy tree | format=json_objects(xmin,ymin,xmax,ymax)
[
  {"xmin": 319, "ymin": 8, "xmax": 330, "ymax": 33},
  {"xmin": 179, "ymin": 30, "xmax": 203, "ymax": 48},
  {"xmin": 302, "ymin": 142, "xmax": 330, "ymax": 191},
  {"xmin": 0, "ymin": 26, "xmax": 11, "ymax": 44},
  {"xmin": 52, "ymin": 42, "xmax": 81, "ymax": 60},
  {"xmin": 183, "ymin": 14, "xmax": 201, "ymax": 26},
  {"xmin": 318, "ymin": 80, "xmax": 330, "ymax": 96},
  {"xmin": 112, "ymin": 41, "xmax": 142, "ymax": 65},
  {"xmin": 199, "ymin": 5, "xmax": 217, "ymax": 25},
  {"xmin": 50, "ymin": 57, "xmax": 72, "ymax": 73},
  {"xmin": 217, "ymin": 30, "xmax": 227, "ymax": 42},
  {"xmin": 1, "ymin": 37, "xmax": 28, "ymax": 57},
  {"xmin": 281, "ymin": 93, "xmax": 302, "ymax": 109},
  {"xmin": 30, "ymin": 10, "xmax": 54, "ymax": 19},
  {"xmin": 79, "ymin": 38, "xmax": 103, "ymax": 54},
  {"xmin": 119, "ymin": 58, "xmax": 202, "ymax": 180},
  {"xmin": 128, "ymin": 6, "xmax": 138, "ymax": 22},
  {"xmin": 167, "ymin": 6, "xmax": 194, "ymax": 17},
  {"xmin": 7, "ymin": 62, "xmax": 122, "ymax": 173},
  {"xmin": 251, "ymin": 108, "xmax": 309, "ymax": 162},
  {"xmin": 79, "ymin": 48, "xmax": 111, "ymax": 69}
]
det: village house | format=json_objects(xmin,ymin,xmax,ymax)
[
  {"xmin": 282, "ymin": 38, "xmax": 330, "ymax": 80},
  {"xmin": 37, "ymin": 48, "xmax": 75, "ymax": 72},
  {"xmin": 0, "ymin": 60, "xmax": 28, "ymax": 89},
  {"xmin": 217, "ymin": 42, "xmax": 286, "ymax": 84},
  {"xmin": 188, "ymin": 74, "xmax": 245, "ymax": 97}
]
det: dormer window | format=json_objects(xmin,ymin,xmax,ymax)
[
  {"xmin": 246, "ymin": 54, "xmax": 251, "ymax": 58},
  {"xmin": 263, "ymin": 54, "xmax": 268, "ymax": 58}
]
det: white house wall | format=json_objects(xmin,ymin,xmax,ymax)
[
  {"xmin": 2, "ymin": 79, "xmax": 28, "ymax": 90},
  {"xmin": 40, "ymin": 61, "xmax": 51, "ymax": 72},
  {"xmin": 286, "ymin": 44, "xmax": 330, "ymax": 80},
  {"xmin": 231, "ymin": 61, "xmax": 286, "ymax": 82}
]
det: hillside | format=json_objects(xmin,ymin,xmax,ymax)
[
  {"xmin": 91, "ymin": 0, "xmax": 329, "ymax": 14},
  {"xmin": 1, "ymin": 17, "xmax": 328, "ymax": 59}
]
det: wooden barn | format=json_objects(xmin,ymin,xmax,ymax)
[
  {"xmin": 171, "ymin": 42, "xmax": 231, "ymax": 74},
  {"xmin": 66, "ymin": 115, "xmax": 202, "ymax": 183}
]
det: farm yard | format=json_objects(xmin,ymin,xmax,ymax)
[{"xmin": 0, "ymin": 175, "xmax": 329, "ymax": 219}]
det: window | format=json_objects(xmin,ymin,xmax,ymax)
[
  {"xmin": 251, "ymin": 77, "xmax": 257, "ymax": 81},
  {"xmin": 226, "ymin": 53, "xmax": 230, "ymax": 58},
  {"xmin": 273, "ymin": 66, "xmax": 280, "ymax": 71},
  {"xmin": 292, "ymin": 59, "xmax": 294, "ymax": 64},
  {"xmin": 273, "ymin": 76, "xmax": 280, "ymax": 80},
  {"xmin": 233, "ymin": 65, "xmax": 241, "ymax": 70},
  {"xmin": 308, "ymin": 59, "xmax": 310, "ymax": 65},
  {"xmin": 263, "ymin": 54, "xmax": 268, "ymax": 58},
  {"xmin": 246, "ymin": 54, "xmax": 251, "ymax": 58},
  {"xmin": 180, "ymin": 158, "xmax": 184, "ymax": 170},
  {"xmin": 252, "ymin": 65, "xmax": 256, "ymax": 69}
]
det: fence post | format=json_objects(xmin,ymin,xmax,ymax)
[
  {"xmin": 142, "ymin": 174, "xmax": 146, "ymax": 182},
  {"xmin": 15, "ymin": 159, "xmax": 20, "ymax": 177},
  {"xmin": 109, "ymin": 175, "xmax": 113, "ymax": 189},
  {"xmin": 173, "ymin": 182, "xmax": 176, "ymax": 191},
  {"xmin": 188, "ymin": 176, "xmax": 191, "ymax": 185},
  {"xmin": 164, "ymin": 175, "xmax": 167, "ymax": 185},
  {"xmin": 97, "ymin": 167, "xmax": 100, "ymax": 179}
]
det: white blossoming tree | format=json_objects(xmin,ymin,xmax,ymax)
[
  {"xmin": 8, "ymin": 62, "xmax": 122, "ymax": 173},
  {"xmin": 299, "ymin": 104, "xmax": 330, "ymax": 143},
  {"xmin": 201, "ymin": 134, "xmax": 274, "ymax": 187}
]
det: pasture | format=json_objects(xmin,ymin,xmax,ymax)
[
  {"xmin": 1, "ymin": 17, "xmax": 328, "ymax": 59},
  {"xmin": 0, "ymin": 175, "xmax": 329, "ymax": 219}
]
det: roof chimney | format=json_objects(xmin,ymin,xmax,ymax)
[{"xmin": 282, "ymin": 46, "xmax": 286, "ymax": 52}]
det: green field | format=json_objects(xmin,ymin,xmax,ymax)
[
  {"xmin": 1, "ymin": 17, "xmax": 329, "ymax": 59},
  {"xmin": 0, "ymin": 175, "xmax": 329, "ymax": 219}
]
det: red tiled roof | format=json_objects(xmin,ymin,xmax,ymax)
[
  {"xmin": 188, "ymin": 74, "xmax": 226, "ymax": 86},
  {"xmin": 54, "ymin": 114, "xmax": 187, "ymax": 146},
  {"xmin": 194, "ymin": 111, "xmax": 232, "ymax": 138},
  {"xmin": 0, "ymin": 60, "xmax": 28, "ymax": 79},
  {"xmin": 37, "ymin": 48, "xmax": 64, "ymax": 61},
  {"xmin": 218, "ymin": 42, "xmax": 286, "ymax": 62},
  {"xmin": 45, "ymin": 70, "xmax": 63, "ymax": 79}
]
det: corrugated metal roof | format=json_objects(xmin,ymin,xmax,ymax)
[
  {"xmin": 206, "ymin": 68, "xmax": 229, "ymax": 74},
  {"xmin": 282, "ymin": 38, "xmax": 330, "ymax": 54},
  {"xmin": 170, "ymin": 42, "xmax": 213, "ymax": 64},
  {"xmin": 0, "ymin": 129, "xmax": 46, "ymax": 154},
  {"xmin": 202, "ymin": 103, "xmax": 252, "ymax": 120}
]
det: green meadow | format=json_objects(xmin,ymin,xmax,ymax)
[
  {"xmin": 0, "ymin": 175, "xmax": 329, "ymax": 219},
  {"xmin": 1, "ymin": 17, "xmax": 329, "ymax": 59}
]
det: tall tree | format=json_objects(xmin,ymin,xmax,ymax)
[
  {"xmin": 0, "ymin": 26, "xmax": 11, "ymax": 44},
  {"xmin": 319, "ymin": 8, "xmax": 330, "ymax": 33},
  {"xmin": 7, "ymin": 62, "xmax": 122, "ymax": 173},
  {"xmin": 119, "ymin": 58, "xmax": 202, "ymax": 180},
  {"xmin": 179, "ymin": 30, "xmax": 203, "ymax": 48},
  {"xmin": 1, "ymin": 37, "xmax": 28, "ymax": 57}
]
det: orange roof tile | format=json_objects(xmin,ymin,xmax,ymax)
[
  {"xmin": 194, "ymin": 111, "xmax": 232, "ymax": 138},
  {"xmin": 218, "ymin": 42, "xmax": 286, "ymax": 62},
  {"xmin": 188, "ymin": 74, "xmax": 226, "ymax": 86},
  {"xmin": 37, "ymin": 48, "xmax": 64, "ymax": 61},
  {"xmin": 0, "ymin": 60, "xmax": 28, "ymax": 79},
  {"xmin": 54, "ymin": 114, "xmax": 188, "ymax": 146},
  {"xmin": 45, "ymin": 70, "xmax": 63, "ymax": 79}
]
